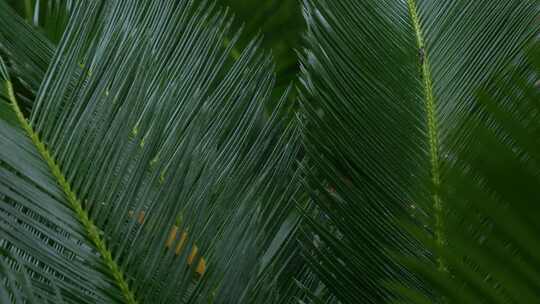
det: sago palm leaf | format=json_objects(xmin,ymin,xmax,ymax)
[
  {"xmin": 0, "ymin": 0, "xmax": 54, "ymax": 105},
  {"xmin": 0, "ymin": 0, "xmax": 300, "ymax": 303},
  {"xmin": 399, "ymin": 40, "xmax": 540, "ymax": 304},
  {"xmin": 2, "ymin": 0, "xmax": 73, "ymax": 43},
  {"xmin": 2, "ymin": 0, "xmax": 539, "ymax": 303},
  {"xmin": 2, "ymin": 0, "xmax": 304, "ymax": 91},
  {"xmin": 1, "ymin": 0, "xmax": 303, "ymax": 116},
  {"xmin": 296, "ymin": 0, "xmax": 538, "ymax": 303},
  {"xmin": 27, "ymin": 0, "xmax": 74, "ymax": 43}
]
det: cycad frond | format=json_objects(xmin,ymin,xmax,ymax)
[
  {"xmin": 0, "ymin": 1, "xmax": 54, "ymax": 100},
  {"xmin": 297, "ymin": 0, "xmax": 538, "ymax": 303},
  {"xmin": 2, "ymin": 0, "xmax": 538, "ymax": 303},
  {"xmin": 1, "ymin": 63, "xmax": 121, "ymax": 303},
  {"xmin": 2, "ymin": 0, "xmax": 72, "ymax": 43},
  {"xmin": 0, "ymin": 1, "xmax": 300, "ymax": 303},
  {"xmin": 402, "ymin": 41, "xmax": 540, "ymax": 303}
]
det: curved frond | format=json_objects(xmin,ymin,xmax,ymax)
[
  {"xmin": 297, "ymin": 0, "xmax": 538, "ymax": 303},
  {"xmin": 2, "ymin": 0, "xmax": 72, "ymax": 43},
  {"xmin": 0, "ymin": 249, "xmax": 69, "ymax": 304},
  {"xmin": 1, "ymin": 63, "xmax": 124, "ymax": 303},
  {"xmin": 1, "ymin": 0, "xmax": 300, "ymax": 303},
  {"xmin": 403, "ymin": 41, "xmax": 540, "ymax": 304},
  {"xmin": 0, "ymin": 1, "xmax": 54, "ymax": 100}
]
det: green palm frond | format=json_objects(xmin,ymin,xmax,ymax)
[
  {"xmin": 1, "ymin": 61, "xmax": 120, "ymax": 303},
  {"xmin": 3, "ymin": 0, "xmax": 73, "ymax": 43},
  {"xmin": 0, "ymin": 1, "xmax": 54, "ymax": 106},
  {"xmin": 2, "ymin": 0, "xmax": 539, "ymax": 303},
  {"xmin": 0, "ymin": 0, "xmax": 300, "ymax": 303},
  {"xmin": 296, "ymin": 0, "xmax": 538, "ymax": 303},
  {"xmin": 242, "ymin": 208, "xmax": 337, "ymax": 304},
  {"xmin": 401, "ymin": 41, "xmax": 540, "ymax": 304},
  {"xmin": 0, "ymin": 248, "xmax": 67, "ymax": 304},
  {"xmin": 28, "ymin": 0, "xmax": 73, "ymax": 43},
  {"xmin": 2, "ymin": 0, "xmax": 305, "ymax": 114}
]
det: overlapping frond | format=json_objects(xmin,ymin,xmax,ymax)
[
  {"xmin": 0, "ymin": 1, "xmax": 54, "ymax": 101},
  {"xmin": 1, "ymin": 59, "xmax": 123, "ymax": 303},
  {"xmin": 297, "ymin": 0, "xmax": 538, "ymax": 303},
  {"xmin": 2, "ymin": 0, "xmax": 538, "ymax": 303},
  {"xmin": 3, "ymin": 0, "xmax": 72, "ymax": 43},
  {"xmin": 0, "ymin": 249, "xmax": 67, "ymax": 304},
  {"xmin": 0, "ymin": 0, "xmax": 300, "ymax": 303},
  {"xmin": 401, "ymin": 41, "xmax": 540, "ymax": 304}
]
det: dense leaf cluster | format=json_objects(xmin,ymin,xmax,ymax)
[{"xmin": 0, "ymin": 0, "xmax": 538, "ymax": 303}]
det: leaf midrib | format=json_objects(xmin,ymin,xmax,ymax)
[
  {"xmin": 406, "ymin": 0, "xmax": 446, "ymax": 270},
  {"xmin": 5, "ymin": 79, "xmax": 138, "ymax": 304}
]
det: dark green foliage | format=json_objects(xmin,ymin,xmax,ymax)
[
  {"xmin": 401, "ymin": 41, "xmax": 540, "ymax": 304},
  {"xmin": 295, "ymin": 0, "xmax": 538, "ymax": 303},
  {"xmin": 1, "ymin": 0, "xmax": 538, "ymax": 303},
  {"xmin": 0, "ymin": 1, "xmax": 300, "ymax": 303},
  {"xmin": 4, "ymin": 0, "xmax": 72, "ymax": 43},
  {"xmin": 221, "ymin": 0, "xmax": 304, "ymax": 89},
  {"xmin": 0, "ymin": 1, "xmax": 54, "ymax": 110}
]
